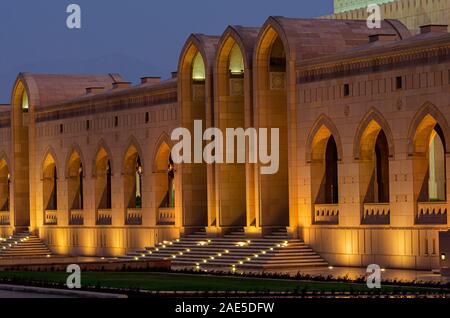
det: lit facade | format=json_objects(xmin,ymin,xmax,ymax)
[{"xmin": 0, "ymin": 10, "xmax": 449, "ymax": 270}]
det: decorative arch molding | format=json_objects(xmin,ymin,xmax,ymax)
[
  {"xmin": 305, "ymin": 114, "xmax": 344, "ymax": 163},
  {"xmin": 122, "ymin": 135, "xmax": 145, "ymax": 175},
  {"xmin": 407, "ymin": 102, "xmax": 450, "ymax": 155},
  {"xmin": 353, "ymin": 108, "xmax": 395, "ymax": 160},
  {"xmin": 64, "ymin": 143, "xmax": 86, "ymax": 179},
  {"xmin": 11, "ymin": 75, "xmax": 37, "ymax": 112},
  {"xmin": 178, "ymin": 34, "xmax": 218, "ymax": 80},
  {"xmin": 40, "ymin": 146, "xmax": 59, "ymax": 180},
  {"xmin": 216, "ymin": 26, "xmax": 255, "ymax": 72},
  {"xmin": 152, "ymin": 132, "xmax": 172, "ymax": 173},
  {"xmin": 92, "ymin": 139, "xmax": 114, "ymax": 177},
  {"xmin": 253, "ymin": 17, "xmax": 293, "ymax": 69}
]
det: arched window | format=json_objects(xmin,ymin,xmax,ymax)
[
  {"xmin": 429, "ymin": 125, "xmax": 446, "ymax": 201},
  {"xmin": 269, "ymin": 37, "xmax": 286, "ymax": 73},
  {"xmin": 106, "ymin": 160, "xmax": 112, "ymax": 209},
  {"xmin": 95, "ymin": 147, "xmax": 112, "ymax": 210},
  {"xmin": 229, "ymin": 43, "xmax": 244, "ymax": 77},
  {"xmin": 310, "ymin": 124, "xmax": 340, "ymax": 206},
  {"xmin": 412, "ymin": 114, "xmax": 448, "ymax": 204},
  {"xmin": 22, "ymin": 91, "xmax": 29, "ymax": 113},
  {"xmin": 168, "ymin": 155, "xmax": 175, "ymax": 208},
  {"xmin": 135, "ymin": 156, "xmax": 143, "ymax": 208},
  {"xmin": 78, "ymin": 163, "xmax": 84, "ymax": 210},
  {"xmin": 192, "ymin": 53, "xmax": 206, "ymax": 82},
  {"xmin": 43, "ymin": 156, "xmax": 57, "ymax": 211},
  {"xmin": 374, "ymin": 131, "xmax": 390, "ymax": 203},
  {"xmin": 68, "ymin": 151, "xmax": 84, "ymax": 210},
  {"xmin": 325, "ymin": 136, "xmax": 339, "ymax": 204}
]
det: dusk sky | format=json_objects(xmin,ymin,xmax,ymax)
[{"xmin": 0, "ymin": 1, "xmax": 333, "ymax": 103}]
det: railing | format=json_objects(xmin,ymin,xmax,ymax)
[
  {"xmin": 158, "ymin": 208, "xmax": 175, "ymax": 225},
  {"xmin": 44, "ymin": 210, "xmax": 58, "ymax": 225},
  {"xmin": 416, "ymin": 202, "xmax": 448, "ymax": 225},
  {"xmin": 96, "ymin": 209, "xmax": 112, "ymax": 225},
  {"xmin": 313, "ymin": 204, "xmax": 339, "ymax": 225},
  {"xmin": 126, "ymin": 208, "xmax": 142, "ymax": 225},
  {"xmin": 362, "ymin": 203, "xmax": 391, "ymax": 225},
  {"xmin": 69, "ymin": 210, "xmax": 84, "ymax": 226},
  {"xmin": 0, "ymin": 211, "xmax": 10, "ymax": 225}
]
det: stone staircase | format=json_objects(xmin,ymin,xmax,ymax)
[
  {"xmin": 0, "ymin": 232, "xmax": 52, "ymax": 258},
  {"xmin": 121, "ymin": 228, "xmax": 328, "ymax": 271}
]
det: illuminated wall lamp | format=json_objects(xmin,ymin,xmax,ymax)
[{"xmin": 441, "ymin": 253, "xmax": 447, "ymax": 261}]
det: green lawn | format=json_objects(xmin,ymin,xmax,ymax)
[{"xmin": 0, "ymin": 271, "xmax": 446, "ymax": 294}]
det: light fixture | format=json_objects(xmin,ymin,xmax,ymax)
[{"xmin": 442, "ymin": 253, "xmax": 447, "ymax": 261}]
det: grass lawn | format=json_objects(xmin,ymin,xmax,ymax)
[{"xmin": 0, "ymin": 271, "xmax": 447, "ymax": 294}]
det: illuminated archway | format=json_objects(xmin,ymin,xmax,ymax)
[
  {"xmin": 11, "ymin": 77, "xmax": 31, "ymax": 227},
  {"xmin": 309, "ymin": 125, "xmax": 340, "ymax": 205},
  {"xmin": 358, "ymin": 121, "xmax": 390, "ymax": 204},
  {"xmin": 94, "ymin": 147, "xmax": 112, "ymax": 210},
  {"xmin": 67, "ymin": 149, "xmax": 84, "ymax": 211},
  {"xmin": 42, "ymin": 152, "xmax": 58, "ymax": 211},
  {"xmin": 178, "ymin": 35, "xmax": 217, "ymax": 228},
  {"xmin": 412, "ymin": 114, "xmax": 447, "ymax": 203},
  {"xmin": 154, "ymin": 141, "xmax": 175, "ymax": 212},
  {"xmin": 215, "ymin": 34, "xmax": 248, "ymax": 228},
  {"xmin": 123, "ymin": 142, "xmax": 143, "ymax": 209},
  {"xmin": 253, "ymin": 25, "xmax": 289, "ymax": 228},
  {"xmin": 0, "ymin": 159, "xmax": 10, "ymax": 212}
]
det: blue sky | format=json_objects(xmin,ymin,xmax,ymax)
[{"xmin": 0, "ymin": 0, "xmax": 333, "ymax": 103}]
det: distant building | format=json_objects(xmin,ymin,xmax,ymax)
[
  {"xmin": 334, "ymin": 0, "xmax": 395, "ymax": 13},
  {"xmin": 327, "ymin": 0, "xmax": 450, "ymax": 34}
]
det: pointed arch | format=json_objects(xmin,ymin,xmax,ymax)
[
  {"xmin": 122, "ymin": 135, "xmax": 145, "ymax": 174},
  {"xmin": 65, "ymin": 143, "xmax": 86, "ymax": 178},
  {"xmin": 354, "ymin": 108, "xmax": 395, "ymax": 160},
  {"xmin": 41, "ymin": 147, "xmax": 58, "ymax": 211},
  {"xmin": 178, "ymin": 34, "xmax": 218, "ymax": 81},
  {"xmin": 306, "ymin": 115, "xmax": 343, "ymax": 163},
  {"xmin": 92, "ymin": 139, "xmax": 114, "ymax": 177},
  {"xmin": 41, "ymin": 147, "xmax": 59, "ymax": 180},
  {"xmin": 216, "ymin": 26, "xmax": 258, "ymax": 73},
  {"xmin": 152, "ymin": 132, "xmax": 172, "ymax": 172},
  {"xmin": 408, "ymin": 102, "xmax": 450, "ymax": 155},
  {"xmin": 65, "ymin": 144, "xmax": 85, "ymax": 211},
  {"xmin": 253, "ymin": 17, "xmax": 292, "ymax": 73}
]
